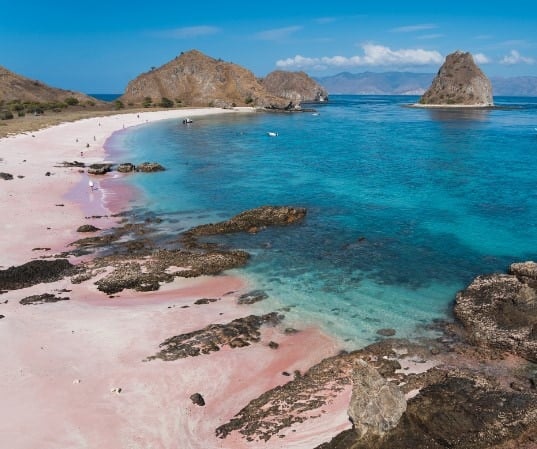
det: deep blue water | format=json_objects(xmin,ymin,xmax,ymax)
[
  {"xmin": 89, "ymin": 93, "xmax": 122, "ymax": 102},
  {"xmin": 106, "ymin": 95, "xmax": 537, "ymax": 347}
]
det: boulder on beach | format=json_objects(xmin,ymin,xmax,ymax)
[
  {"xmin": 87, "ymin": 163, "xmax": 113, "ymax": 175},
  {"xmin": 0, "ymin": 172, "xmax": 14, "ymax": 180},
  {"xmin": 117, "ymin": 162, "xmax": 135, "ymax": 173},
  {"xmin": 0, "ymin": 259, "xmax": 76, "ymax": 290},
  {"xmin": 76, "ymin": 224, "xmax": 101, "ymax": 233}
]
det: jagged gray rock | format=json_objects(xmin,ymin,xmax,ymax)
[{"xmin": 348, "ymin": 360, "xmax": 406, "ymax": 439}]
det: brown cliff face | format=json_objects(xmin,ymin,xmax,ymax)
[
  {"xmin": 419, "ymin": 51, "xmax": 493, "ymax": 106},
  {"xmin": 262, "ymin": 70, "xmax": 328, "ymax": 103},
  {"xmin": 0, "ymin": 65, "xmax": 97, "ymax": 104},
  {"xmin": 120, "ymin": 50, "xmax": 289, "ymax": 108}
]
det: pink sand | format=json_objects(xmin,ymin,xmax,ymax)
[{"xmin": 0, "ymin": 110, "xmax": 349, "ymax": 449}]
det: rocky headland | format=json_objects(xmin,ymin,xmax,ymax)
[
  {"xmin": 120, "ymin": 50, "xmax": 324, "ymax": 110},
  {"xmin": 417, "ymin": 50, "xmax": 493, "ymax": 107}
]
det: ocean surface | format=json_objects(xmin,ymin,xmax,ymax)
[{"xmin": 106, "ymin": 95, "xmax": 537, "ymax": 348}]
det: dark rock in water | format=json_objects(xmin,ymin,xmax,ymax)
[
  {"xmin": 190, "ymin": 393, "xmax": 205, "ymax": 406},
  {"xmin": 454, "ymin": 261, "xmax": 537, "ymax": 362},
  {"xmin": 135, "ymin": 162, "xmax": 165, "ymax": 172},
  {"xmin": 146, "ymin": 312, "xmax": 281, "ymax": 361},
  {"xmin": 76, "ymin": 224, "xmax": 101, "ymax": 233},
  {"xmin": 87, "ymin": 163, "xmax": 113, "ymax": 175},
  {"xmin": 376, "ymin": 328, "xmax": 396, "ymax": 337},
  {"xmin": 0, "ymin": 172, "xmax": 13, "ymax": 180},
  {"xmin": 20, "ymin": 293, "xmax": 69, "ymax": 305},
  {"xmin": 0, "ymin": 259, "xmax": 76, "ymax": 291},
  {"xmin": 237, "ymin": 290, "xmax": 269, "ymax": 305},
  {"xmin": 117, "ymin": 162, "xmax": 135, "ymax": 173},
  {"xmin": 184, "ymin": 206, "xmax": 306, "ymax": 242}
]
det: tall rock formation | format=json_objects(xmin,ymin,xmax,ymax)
[
  {"xmin": 262, "ymin": 70, "xmax": 328, "ymax": 103},
  {"xmin": 120, "ymin": 50, "xmax": 288, "ymax": 108},
  {"xmin": 418, "ymin": 51, "xmax": 493, "ymax": 106},
  {"xmin": 0, "ymin": 65, "xmax": 96, "ymax": 104}
]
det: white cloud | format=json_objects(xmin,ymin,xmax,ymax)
[
  {"xmin": 254, "ymin": 26, "xmax": 302, "ymax": 41},
  {"xmin": 417, "ymin": 34, "xmax": 444, "ymax": 40},
  {"xmin": 473, "ymin": 53, "xmax": 490, "ymax": 64},
  {"xmin": 276, "ymin": 44, "xmax": 443, "ymax": 70},
  {"xmin": 391, "ymin": 24, "xmax": 437, "ymax": 33},
  {"xmin": 152, "ymin": 26, "xmax": 220, "ymax": 39},
  {"xmin": 500, "ymin": 50, "xmax": 535, "ymax": 65}
]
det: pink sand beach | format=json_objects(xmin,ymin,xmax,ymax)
[{"xmin": 0, "ymin": 109, "xmax": 347, "ymax": 449}]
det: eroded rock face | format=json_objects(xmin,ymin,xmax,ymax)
[
  {"xmin": 117, "ymin": 163, "xmax": 135, "ymax": 173},
  {"xmin": 348, "ymin": 360, "xmax": 406, "ymax": 439},
  {"xmin": 418, "ymin": 51, "xmax": 493, "ymax": 106},
  {"xmin": 454, "ymin": 261, "xmax": 537, "ymax": 362}
]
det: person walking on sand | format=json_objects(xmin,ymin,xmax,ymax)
[{"xmin": 88, "ymin": 180, "xmax": 94, "ymax": 191}]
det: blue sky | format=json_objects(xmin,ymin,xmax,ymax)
[{"xmin": 1, "ymin": 0, "xmax": 536, "ymax": 92}]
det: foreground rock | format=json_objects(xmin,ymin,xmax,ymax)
[
  {"xmin": 147, "ymin": 313, "xmax": 281, "ymax": 361},
  {"xmin": 0, "ymin": 172, "xmax": 14, "ymax": 180},
  {"xmin": 0, "ymin": 259, "xmax": 76, "ymax": 290},
  {"xmin": 318, "ymin": 369, "xmax": 537, "ymax": 449},
  {"xmin": 348, "ymin": 360, "xmax": 406, "ymax": 440},
  {"xmin": 418, "ymin": 50, "xmax": 493, "ymax": 106},
  {"xmin": 454, "ymin": 261, "xmax": 537, "ymax": 362}
]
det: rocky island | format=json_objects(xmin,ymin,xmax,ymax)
[{"xmin": 416, "ymin": 50, "xmax": 493, "ymax": 107}]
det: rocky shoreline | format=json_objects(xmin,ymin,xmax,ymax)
[{"xmin": 2, "ymin": 201, "xmax": 536, "ymax": 448}]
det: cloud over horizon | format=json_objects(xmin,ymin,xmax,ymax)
[
  {"xmin": 500, "ymin": 50, "xmax": 535, "ymax": 65},
  {"xmin": 254, "ymin": 26, "xmax": 302, "ymax": 41},
  {"xmin": 276, "ymin": 44, "xmax": 443, "ymax": 70},
  {"xmin": 151, "ymin": 26, "xmax": 220, "ymax": 39}
]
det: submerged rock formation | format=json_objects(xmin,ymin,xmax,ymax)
[
  {"xmin": 454, "ymin": 261, "xmax": 537, "ymax": 362},
  {"xmin": 418, "ymin": 51, "xmax": 493, "ymax": 106},
  {"xmin": 262, "ymin": 70, "xmax": 328, "ymax": 103}
]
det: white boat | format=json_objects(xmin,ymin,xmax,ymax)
[{"xmin": 267, "ymin": 132, "xmax": 278, "ymax": 137}]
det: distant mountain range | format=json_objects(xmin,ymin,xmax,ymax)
[{"xmin": 315, "ymin": 72, "xmax": 537, "ymax": 97}]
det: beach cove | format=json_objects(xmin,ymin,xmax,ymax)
[
  {"xmin": 0, "ymin": 108, "xmax": 349, "ymax": 449},
  {"xmin": 1, "ymin": 97, "xmax": 537, "ymax": 449}
]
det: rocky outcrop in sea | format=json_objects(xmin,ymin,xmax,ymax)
[{"xmin": 418, "ymin": 50, "xmax": 493, "ymax": 106}]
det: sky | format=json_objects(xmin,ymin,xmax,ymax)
[{"xmin": 1, "ymin": 0, "xmax": 536, "ymax": 93}]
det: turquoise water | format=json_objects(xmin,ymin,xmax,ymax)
[{"xmin": 107, "ymin": 96, "xmax": 537, "ymax": 347}]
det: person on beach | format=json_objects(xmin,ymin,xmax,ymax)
[{"xmin": 88, "ymin": 180, "xmax": 94, "ymax": 191}]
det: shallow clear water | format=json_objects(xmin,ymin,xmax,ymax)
[{"xmin": 107, "ymin": 96, "xmax": 537, "ymax": 347}]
